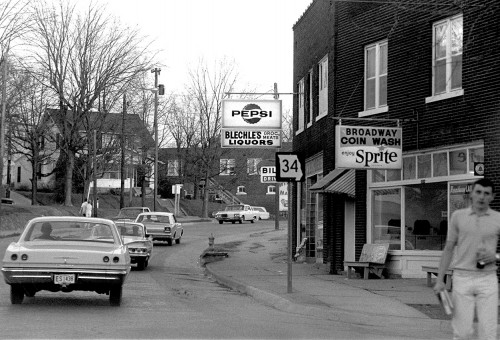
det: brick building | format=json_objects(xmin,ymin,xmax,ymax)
[
  {"xmin": 293, "ymin": 0, "xmax": 498, "ymax": 277},
  {"xmin": 160, "ymin": 142, "xmax": 291, "ymax": 215}
]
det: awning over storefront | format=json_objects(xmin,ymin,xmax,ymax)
[
  {"xmin": 309, "ymin": 168, "xmax": 355, "ymax": 198},
  {"xmin": 324, "ymin": 169, "xmax": 355, "ymax": 198},
  {"xmin": 309, "ymin": 169, "xmax": 346, "ymax": 191}
]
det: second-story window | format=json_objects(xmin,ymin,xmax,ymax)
[
  {"xmin": 247, "ymin": 158, "xmax": 262, "ymax": 175},
  {"xmin": 220, "ymin": 158, "xmax": 235, "ymax": 176},
  {"xmin": 236, "ymin": 186, "xmax": 246, "ymax": 195},
  {"xmin": 167, "ymin": 159, "xmax": 180, "ymax": 176},
  {"xmin": 365, "ymin": 40, "xmax": 387, "ymax": 111},
  {"xmin": 433, "ymin": 15, "xmax": 462, "ymax": 95},
  {"xmin": 267, "ymin": 185, "xmax": 276, "ymax": 195},
  {"xmin": 318, "ymin": 55, "xmax": 328, "ymax": 117},
  {"xmin": 297, "ymin": 78, "xmax": 305, "ymax": 133}
]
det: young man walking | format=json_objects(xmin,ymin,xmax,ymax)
[{"xmin": 434, "ymin": 178, "xmax": 500, "ymax": 340}]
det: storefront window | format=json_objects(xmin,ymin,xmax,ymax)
[
  {"xmin": 468, "ymin": 148, "xmax": 484, "ymax": 173},
  {"xmin": 373, "ymin": 169, "xmax": 385, "ymax": 182},
  {"xmin": 403, "ymin": 156, "xmax": 416, "ymax": 180},
  {"xmin": 387, "ymin": 169, "xmax": 401, "ymax": 181},
  {"xmin": 405, "ymin": 182, "xmax": 447, "ymax": 250},
  {"xmin": 305, "ymin": 176, "xmax": 318, "ymax": 258},
  {"xmin": 433, "ymin": 152, "xmax": 448, "ymax": 177},
  {"xmin": 449, "ymin": 149, "xmax": 467, "ymax": 175},
  {"xmin": 372, "ymin": 188, "xmax": 401, "ymax": 250},
  {"xmin": 417, "ymin": 154, "xmax": 431, "ymax": 178}
]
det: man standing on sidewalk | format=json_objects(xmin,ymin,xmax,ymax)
[{"xmin": 434, "ymin": 178, "xmax": 500, "ymax": 340}]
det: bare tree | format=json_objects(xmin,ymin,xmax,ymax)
[
  {"xmin": 281, "ymin": 108, "xmax": 293, "ymax": 143},
  {"xmin": 8, "ymin": 69, "xmax": 58, "ymax": 205},
  {"xmin": 185, "ymin": 57, "xmax": 238, "ymax": 217},
  {"xmin": 27, "ymin": 0, "xmax": 157, "ymax": 205}
]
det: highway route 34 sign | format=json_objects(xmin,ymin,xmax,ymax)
[{"xmin": 276, "ymin": 153, "xmax": 305, "ymax": 182}]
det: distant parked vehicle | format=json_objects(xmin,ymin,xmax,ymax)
[
  {"xmin": 135, "ymin": 212, "xmax": 183, "ymax": 246},
  {"xmin": 115, "ymin": 221, "xmax": 153, "ymax": 270},
  {"xmin": 112, "ymin": 207, "xmax": 151, "ymax": 222},
  {"xmin": 214, "ymin": 204, "xmax": 257, "ymax": 224},
  {"xmin": 252, "ymin": 206, "xmax": 270, "ymax": 220}
]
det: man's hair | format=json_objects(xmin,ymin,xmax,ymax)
[{"xmin": 473, "ymin": 178, "xmax": 495, "ymax": 193}]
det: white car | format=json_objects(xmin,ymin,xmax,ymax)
[
  {"xmin": 252, "ymin": 206, "xmax": 270, "ymax": 220},
  {"xmin": 135, "ymin": 212, "xmax": 183, "ymax": 246},
  {"xmin": 2, "ymin": 217, "xmax": 131, "ymax": 306},
  {"xmin": 215, "ymin": 204, "xmax": 258, "ymax": 224}
]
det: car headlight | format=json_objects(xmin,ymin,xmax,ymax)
[{"xmin": 234, "ymin": 213, "xmax": 240, "ymax": 217}]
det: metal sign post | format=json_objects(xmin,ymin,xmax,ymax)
[{"xmin": 276, "ymin": 152, "xmax": 305, "ymax": 294}]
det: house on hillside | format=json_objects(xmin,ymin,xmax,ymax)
[
  {"xmin": 160, "ymin": 142, "xmax": 292, "ymax": 215},
  {"xmin": 293, "ymin": 0, "xmax": 494, "ymax": 277},
  {"xmin": 8, "ymin": 108, "xmax": 154, "ymax": 193}
]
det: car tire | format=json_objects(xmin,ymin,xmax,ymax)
[
  {"xmin": 10, "ymin": 285, "xmax": 24, "ymax": 304},
  {"xmin": 137, "ymin": 259, "xmax": 146, "ymax": 271},
  {"xmin": 239, "ymin": 219, "xmax": 242, "ymax": 224},
  {"xmin": 218, "ymin": 220, "xmax": 223, "ymax": 224},
  {"xmin": 167, "ymin": 239, "xmax": 173, "ymax": 246},
  {"xmin": 175, "ymin": 237, "xmax": 181, "ymax": 244},
  {"xmin": 109, "ymin": 286, "xmax": 122, "ymax": 306},
  {"xmin": 231, "ymin": 221, "xmax": 235, "ymax": 224}
]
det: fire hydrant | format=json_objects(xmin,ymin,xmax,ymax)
[{"xmin": 208, "ymin": 233, "xmax": 215, "ymax": 250}]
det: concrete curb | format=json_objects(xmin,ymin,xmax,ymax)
[{"xmin": 204, "ymin": 262, "xmax": 452, "ymax": 333}]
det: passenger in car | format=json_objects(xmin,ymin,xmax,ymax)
[{"xmin": 37, "ymin": 222, "xmax": 57, "ymax": 240}]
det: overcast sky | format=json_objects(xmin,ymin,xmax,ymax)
[{"xmin": 97, "ymin": 0, "xmax": 312, "ymax": 112}]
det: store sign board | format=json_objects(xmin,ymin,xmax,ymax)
[
  {"xmin": 335, "ymin": 125, "xmax": 402, "ymax": 169},
  {"xmin": 260, "ymin": 166, "xmax": 276, "ymax": 183},
  {"xmin": 221, "ymin": 128, "xmax": 281, "ymax": 148},
  {"xmin": 222, "ymin": 100, "xmax": 282, "ymax": 129}
]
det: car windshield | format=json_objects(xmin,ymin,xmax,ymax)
[
  {"xmin": 24, "ymin": 221, "xmax": 117, "ymax": 243},
  {"xmin": 136, "ymin": 215, "xmax": 172, "ymax": 224},
  {"xmin": 116, "ymin": 224, "xmax": 144, "ymax": 237},
  {"xmin": 117, "ymin": 208, "xmax": 143, "ymax": 218},
  {"xmin": 226, "ymin": 205, "xmax": 244, "ymax": 211}
]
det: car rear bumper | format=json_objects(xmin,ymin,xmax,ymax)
[
  {"xmin": 2, "ymin": 267, "xmax": 129, "ymax": 286},
  {"xmin": 216, "ymin": 217, "xmax": 241, "ymax": 222}
]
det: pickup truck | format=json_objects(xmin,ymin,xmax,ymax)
[{"xmin": 214, "ymin": 204, "xmax": 258, "ymax": 224}]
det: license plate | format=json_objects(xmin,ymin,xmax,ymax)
[{"xmin": 53, "ymin": 274, "xmax": 75, "ymax": 285}]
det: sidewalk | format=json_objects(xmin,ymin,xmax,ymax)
[{"xmin": 203, "ymin": 227, "xmax": 499, "ymax": 339}]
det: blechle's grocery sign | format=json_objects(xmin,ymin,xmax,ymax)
[
  {"xmin": 221, "ymin": 100, "xmax": 282, "ymax": 148},
  {"xmin": 335, "ymin": 125, "xmax": 402, "ymax": 169}
]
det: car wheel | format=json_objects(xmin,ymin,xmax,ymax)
[
  {"xmin": 251, "ymin": 216, "xmax": 256, "ymax": 223},
  {"xmin": 218, "ymin": 220, "xmax": 223, "ymax": 224},
  {"xmin": 10, "ymin": 285, "xmax": 24, "ymax": 304},
  {"xmin": 175, "ymin": 237, "xmax": 181, "ymax": 244},
  {"xmin": 109, "ymin": 286, "xmax": 122, "ymax": 306},
  {"xmin": 239, "ymin": 219, "xmax": 242, "ymax": 224},
  {"xmin": 137, "ymin": 259, "xmax": 146, "ymax": 271},
  {"xmin": 145, "ymin": 257, "xmax": 149, "ymax": 268},
  {"xmin": 167, "ymin": 239, "xmax": 173, "ymax": 246},
  {"xmin": 231, "ymin": 221, "xmax": 235, "ymax": 224}
]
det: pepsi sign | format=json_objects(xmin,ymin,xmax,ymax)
[{"xmin": 222, "ymin": 100, "xmax": 281, "ymax": 128}]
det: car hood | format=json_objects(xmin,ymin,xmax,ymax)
[{"xmin": 2, "ymin": 242, "xmax": 127, "ymax": 267}]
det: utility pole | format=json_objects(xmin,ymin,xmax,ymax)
[
  {"xmin": 120, "ymin": 93, "xmax": 126, "ymax": 209},
  {"xmin": 0, "ymin": 50, "xmax": 7, "ymax": 224},
  {"xmin": 151, "ymin": 68, "xmax": 161, "ymax": 211}
]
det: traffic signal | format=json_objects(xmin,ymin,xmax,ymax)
[{"xmin": 158, "ymin": 84, "xmax": 165, "ymax": 95}]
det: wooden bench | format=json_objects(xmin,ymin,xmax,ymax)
[
  {"xmin": 344, "ymin": 243, "xmax": 389, "ymax": 279},
  {"xmin": 422, "ymin": 266, "xmax": 453, "ymax": 290}
]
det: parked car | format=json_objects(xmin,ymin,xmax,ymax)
[
  {"xmin": 135, "ymin": 212, "xmax": 183, "ymax": 246},
  {"xmin": 112, "ymin": 207, "xmax": 151, "ymax": 222},
  {"xmin": 214, "ymin": 204, "xmax": 258, "ymax": 224},
  {"xmin": 252, "ymin": 206, "xmax": 270, "ymax": 220},
  {"xmin": 115, "ymin": 221, "xmax": 153, "ymax": 270},
  {"xmin": 1, "ymin": 216, "xmax": 131, "ymax": 306}
]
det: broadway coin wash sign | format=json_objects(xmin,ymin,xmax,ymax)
[
  {"xmin": 221, "ymin": 100, "xmax": 282, "ymax": 148},
  {"xmin": 335, "ymin": 125, "xmax": 402, "ymax": 169}
]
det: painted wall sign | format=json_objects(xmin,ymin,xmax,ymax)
[
  {"xmin": 335, "ymin": 125, "xmax": 402, "ymax": 169},
  {"xmin": 222, "ymin": 100, "xmax": 282, "ymax": 129}
]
